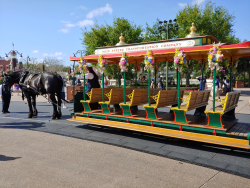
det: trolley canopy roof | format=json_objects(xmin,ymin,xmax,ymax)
[{"xmin": 70, "ymin": 41, "xmax": 250, "ymax": 64}]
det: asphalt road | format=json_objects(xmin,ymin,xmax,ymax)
[{"xmin": 0, "ymin": 101, "xmax": 250, "ymax": 178}]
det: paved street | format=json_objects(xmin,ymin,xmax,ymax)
[{"xmin": 0, "ymin": 88, "xmax": 250, "ymax": 187}]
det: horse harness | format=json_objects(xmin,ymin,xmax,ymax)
[{"xmin": 19, "ymin": 71, "xmax": 42, "ymax": 94}]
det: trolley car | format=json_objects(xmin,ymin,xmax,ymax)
[{"xmin": 67, "ymin": 24, "xmax": 250, "ymax": 150}]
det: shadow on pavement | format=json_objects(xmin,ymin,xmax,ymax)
[
  {"xmin": 0, "ymin": 155, "xmax": 21, "ymax": 161},
  {"xmin": 0, "ymin": 121, "xmax": 45, "ymax": 129}
]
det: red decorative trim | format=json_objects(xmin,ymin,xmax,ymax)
[
  {"xmin": 184, "ymin": 111, "xmax": 188, "ymax": 124},
  {"xmin": 220, "ymin": 114, "xmax": 224, "ymax": 129},
  {"xmin": 206, "ymin": 113, "xmax": 209, "ymax": 127},
  {"xmin": 127, "ymin": 118, "xmax": 129, "ymax": 123},
  {"xmin": 179, "ymin": 125, "xmax": 183, "ymax": 131},
  {"xmin": 173, "ymin": 110, "xmax": 176, "ymax": 123},
  {"xmin": 106, "ymin": 116, "xmax": 108, "ymax": 120},
  {"xmin": 213, "ymin": 130, "xmax": 217, "ymax": 136},
  {"xmin": 151, "ymin": 121, "xmax": 154, "ymax": 127},
  {"xmin": 87, "ymin": 114, "xmax": 89, "ymax": 118}
]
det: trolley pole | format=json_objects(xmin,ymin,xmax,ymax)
[
  {"xmin": 154, "ymin": 63, "xmax": 157, "ymax": 88},
  {"xmin": 201, "ymin": 59, "xmax": 204, "ymax": 90},
  {"xmin": 135, "ymin": 62, "xmax": 138, "ymax": 88},
  {"xmin": 148, "ymin": 71, "xmax": 151, "ymax": 106},
  {"xmin": 165, "ymin": 62, "xmax": 168, "ymax": 90},
  {"xmin": 230, "ymin": 57, "xmax": 232, "ymax": 92},
  {"xmin": 213, "ymin": 67, "xmax": 216, "ymax": 112},
  {"xmin": 118, "ymin": 73, "xmax": 120, "ymax": 88},
  {"xmin": 83, "ymin": 73, "xmax": 85, "ymax": 101},
  {"xmin": 177, "ymin": 70, "xmax": 180, "ymax": 109},
  {"xmin": 72, "ymin": 60, "xmax": 76, "ymax": 112},
  {"xmin": 123, "ymin": 72, "xmax": 126, "ymax": 104},
  {"xmin": 102, "ymin": 73, "xmax": 104, "ymax": 102}
]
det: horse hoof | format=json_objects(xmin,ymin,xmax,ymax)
[
  {"xmin": 33, "ymin": 110, "xmax": 38, "ymax": 117},
  {"xmin": 28, "ymin": 114, "xmax": 33, "ymax": 118},
  {"xmin": 56, "ymin": 112, "xmax": 62, "ymax": 119},
  {"xmin": 51, "ymin": 115, "xmax": 57, "ymax": 120}
]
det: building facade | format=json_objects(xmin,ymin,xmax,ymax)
[{"xmin": 0, "ymin": 57, "xmax": 11, "ymax": 72}]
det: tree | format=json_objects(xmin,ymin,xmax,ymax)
[
  {"xmin": 81, "ymin": 17, "xmax": 144, "ymax": 79},
  {"xmin": 175, "ymin": 1, "xmax": 240, "ymax": 86}
]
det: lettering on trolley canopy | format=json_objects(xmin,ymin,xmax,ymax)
[{"xmin": 95, "ymin": 40, "xmax": 195, "ymax": 55}]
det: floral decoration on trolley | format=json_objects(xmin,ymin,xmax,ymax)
[
  {"xmin": 207, "ymin": 44, "xmax": 224, "ymax": 70},
  {"xmin": 78, "ymin": 58, "xmax": 88, "ymax": 74},
  {"xmin": 97, "ymin": 55, "xmax": 107, "ymax": 74},
  {"xmin": 144, "ymin": 50, "xmax": 155, "ymax": 72},
  {"xmin": 173, "ymin": 48, "xmax": 187, "ymax": 72},
  {"xmin": 119, "ymin": 52, "xmax": 129, "ymax": 72}
]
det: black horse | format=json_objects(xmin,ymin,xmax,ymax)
[{"xmin": 3, "ymin": 71, "xmax": 63, "ymax": 119}]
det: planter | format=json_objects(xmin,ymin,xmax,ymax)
[{"xmin": 235, "ymin": 81, "xmax": 244, "ymax": 88}]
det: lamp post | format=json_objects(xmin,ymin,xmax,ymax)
[
  {"xmin": 5, "ymin": 50, "xmax": 24, "ymax": 71},
  {"xmin": 158, "ymin": 19, "xmax": 178, "ymax": 40},
  {"xmin": 158, "ymin": 19, "xmax": 178, "ymax": 90}
]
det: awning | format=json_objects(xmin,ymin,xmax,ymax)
[{"xmin": 70, "ymin": 41, "xmax": 250, "ymax": 64}]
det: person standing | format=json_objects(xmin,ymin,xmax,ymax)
[
  {"xmin": 13, "ymin": 83, "xmax": 20, "ymax": 96},
  {"xmin": 61, "ymin": 78, "xmax": 66, "ymax": 109},
  {"xmin": 196, "ymin": 76, "xmax": 207, "ymax": 90},
  {"xmin": 85, "ymin": 67, "xmax": 100, "ymax": 109},
  {"xmin": 150, "ymin": 79, "xmax": 155, "ymax": 89},
  {"xmin": 224, "ymin": 78, "xmax": 230, "ymax": 93},
  {"xmin": 157, "ymin": 78, "xmax": 165, "ymax": 90},
  {"xmin": 0, "ymin": 82, "xmax": 12, "ymax": 114}
]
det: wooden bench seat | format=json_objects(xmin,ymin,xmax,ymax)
[
  {"xmin": 142, "ymin": 90, "xmax": 184, "ymax": 120},
  {"xmin": 171, "ymin": 90, "xmax": 211, "ymax": 124},
  {"xmin": 98, "ymin": 88, "xmax": 134, "ymax": 114},
  {"xmin": 119, "ymin": 89, "xmax": 150, "ymax": 116},
  {"xmin": 204, "ymin": 91, "xmax": 240, "ymax": 128},
  {"xmin": 80, "ymin": 88, "xmax": 111, "ymax": 112}
]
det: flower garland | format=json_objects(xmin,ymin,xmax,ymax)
[
  {"xmin": 97, "ymin": 55, "xmax": 107, "ymax": 74},
  {"xmin": 208, "ymin": 44, "xmax": 223, "ymax": 70},
  {"xmin": 119, "ymin": 52, "xmax": 128, "ymax": 72},
  {"xmin": 78, "ymin": 58, "xmax": 88, "ymax": 74},
  {"xmin": 173, "ymin": 48, "xmax": 186, "ymax": 72},
  {"xmin": 144, "ymin": 50, "xmax": 155, "ymax": 72}
]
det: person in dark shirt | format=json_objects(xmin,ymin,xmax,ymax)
[{"xmin": 196, "ymin": 76, "xmax": 207, "ymax": 90}]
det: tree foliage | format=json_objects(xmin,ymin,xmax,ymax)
[
  {"xmin": 176, "ymin": 1, "xmax": 240, "ymax": 43},
  {"xmin": 81, "ymin": 17, "xmax": 143, "ymax": 78},
  {"xmin": 81, "ymin": 17, "xmax": 143, "ymax": 55}
]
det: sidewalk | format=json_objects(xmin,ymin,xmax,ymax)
[{"xmin": 0, "ymin": 128, "xmax": 249, "ymax": 187}]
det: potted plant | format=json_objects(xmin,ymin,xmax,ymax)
[{"xmin": 235, "ymin": 77, "xmax": 244, "ymax": 88}]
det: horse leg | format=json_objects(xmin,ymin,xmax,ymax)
[
  {"xmin": 24, "ymin": 92, "xmax": 33, "ymax": 118},
  {"xmin": 31, "ymin": 94, "xmax": 38, "ymax": 117},
  {"xmin": 57, "ymin": 92, "xmax": 62, "ymax": 119},
  {"xmin": 49, "ymin": 94, "xmax": 58, "ymax": 119}
]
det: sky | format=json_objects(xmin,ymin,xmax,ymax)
[{"xmin": 0, "ymin": 0, "xmax": 249, "ymax": 67}]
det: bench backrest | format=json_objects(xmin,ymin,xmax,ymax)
[
  {"xmin": 89, "ymin": 88, "xmax": 111, "ymax": 102},
  {"xmin": 130, "ymin": 89, "xmax": 147, "ymax": 106},
  {"xmin": 156, "ymin": 90, "xmax": 184, "ymax": 108},
  {"xmin": 186, "ymin": 90, "xmax": 210, "ymax": 110},
  {"xmin": 223, "ymin": 92, "xmax": 240, "ymax": 111},
  {"xmin": 140, "ymin": 89, "xmax": 161, "ymax": 104},
  {"xmin": 107, "ymin": 88, "xmax": 133, "ymax": 104}
]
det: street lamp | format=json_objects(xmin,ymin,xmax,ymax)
[
  {"xmin": 158, "ymin": 19, "xmax": 178, "ymax": 40},
  {"xmin": 73, "ymin": 50, "xmax": 85, "ymax": 72},
  {"xmin": 5, "ymin": 50, "xmax": 24, "ymax": 71}
]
